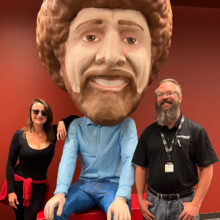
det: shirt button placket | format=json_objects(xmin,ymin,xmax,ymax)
[{"xmin": 97, "ymin": 125, "xmax": 100, "ymax": 178}]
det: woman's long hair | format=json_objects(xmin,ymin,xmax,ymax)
[{"xmin": 23, "ymin": 98, "xmax": 55, "ymax": 143}]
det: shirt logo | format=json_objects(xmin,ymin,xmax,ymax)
[{"xmin": 176, "ymin": 135, "xmax": 190, "ymax": 139}]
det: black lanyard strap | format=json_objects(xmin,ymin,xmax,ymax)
[{"xmin": 160, "ymin": 116, "xmax": 185, "ymax": 159}]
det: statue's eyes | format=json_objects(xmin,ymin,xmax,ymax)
[
  {"xmin": 82, "ymin": 35, "xmax": 100, "ymax": 42},
  {"xmin": 123, "ymin": 37, "xmax": 138, "ymax": 45}
]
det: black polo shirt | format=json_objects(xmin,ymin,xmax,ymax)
[{"xmin": 132, "ymin": 114, "xmax": 218, "ymax": 194}]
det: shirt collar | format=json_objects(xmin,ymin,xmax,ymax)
[{"xmin": 84, "ymin": 117, "xmax": 98, "ymax": 126}]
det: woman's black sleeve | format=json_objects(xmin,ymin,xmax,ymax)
[
  {"xmin": 6, "ymin": 131, "xmax": 21, "ymax": 193},
  {"xmin": 53, "ymin": 115, "xmax": 79, "ymax": 134},
  {"xmin": 62, "ymin": 115, "xmax": 79, "ymax": 130}
]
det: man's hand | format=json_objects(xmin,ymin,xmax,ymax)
[
  {"xmin": 107, "ymin": 197, "xmax": 130, "ymax": 220},
  {"xmin": 57, "ymin": 121, "xmax": 67, "ymax": 141},
  {"xmin": 138, "ymin": 197, "xmax": 155, "ymax": 220},
  {"xmin": 8, "ymin": 192, "xmax": 19, "ymax": 209},
  {"xmin": 44, "ymin": 193, "xmax": 66, "ymax": 220},
  {"xmin": 179, "ymin": 202, "xmax": 200, "ymax": 220}
]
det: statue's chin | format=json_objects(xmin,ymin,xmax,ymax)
[
  {"xmin": 84, "ymin": 102, "xmax": 131, "ymax": 126},
  {"xmin": 69, "ymin": 85, "xmax": 143, "ymax": 126}
]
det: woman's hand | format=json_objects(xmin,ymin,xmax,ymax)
[
  {"xmin": 8, "ymin": 192, "xmax": 19, "ymax": 209},
  {"xmin": 57, "ymin": 121, "xmax": 67, "ymax": 141}
]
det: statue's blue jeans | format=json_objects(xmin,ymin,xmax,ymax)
[
  {"xmin": 54, "ymin": 179, "xmax": 131, "ymax": 220},
  {"xmin": 146, "ymin": 190, "xmax": 199, "ymax": 220}
]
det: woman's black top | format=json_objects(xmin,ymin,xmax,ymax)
[{"xmin": 6, "ymin": 115, "xmax": 78, "ymax": 193}]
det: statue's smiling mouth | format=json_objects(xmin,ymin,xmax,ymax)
[{"xmin": 89, "ymin": 77, "xmax": 129, "ymax": 92}]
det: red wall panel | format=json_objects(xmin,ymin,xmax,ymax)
[{"xmin": 0, "ymin": 3, "xmax": 219, "ymax": 219}]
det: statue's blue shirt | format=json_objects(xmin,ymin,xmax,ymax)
[{"xmin": 54, "ymin": 116, "xmax": 137, "ymax": 200}]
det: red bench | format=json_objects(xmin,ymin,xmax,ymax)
[{"xmin": 37, "ymin": 194, "xmax": 144, "ymax": 220}]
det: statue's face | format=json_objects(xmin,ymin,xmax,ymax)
[{"xmin": 62, "ymin": 8, "xmax": 151, "ymax": 125}]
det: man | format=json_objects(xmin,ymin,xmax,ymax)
[
  {"xmin": 132, "ymin": 78, "xmax": 218, "ymax": 220},
  {"xmin": 36, "ymin": 0, "xmax": 173, "ymax": 219}
]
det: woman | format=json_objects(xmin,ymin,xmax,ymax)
[{"xmin": 0, "ymin": 98, "xmax": 78, "ymax": 220}]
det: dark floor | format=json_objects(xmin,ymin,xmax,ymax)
[{"xmin": 200, "ymin": 212, "xmax": 220, "ymax": 220}]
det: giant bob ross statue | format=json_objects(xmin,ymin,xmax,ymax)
[{"xmin": 36, "ymin": 0, "xmax": 172, "ymax": 219}]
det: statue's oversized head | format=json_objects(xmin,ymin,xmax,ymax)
[{"xmin": 36, "ymin": 0, "xmax": 172, "ymax": 126}]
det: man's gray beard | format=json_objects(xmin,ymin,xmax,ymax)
[{"xmin": 156, "ymin": 101, "xmax": 180, "ymax": 126}]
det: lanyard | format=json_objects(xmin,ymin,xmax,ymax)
[{"xmin": 160, "ymin": 116, "xmax": 185, "ymax": 161}]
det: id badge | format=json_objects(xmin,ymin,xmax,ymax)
[{"xmin": 165, "ymin": 162, "xmax": 174, "ymax": 173}]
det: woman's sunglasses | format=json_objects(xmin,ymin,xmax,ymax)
[{"xmin": 32, "ymin": 109, "xmax": 47, "ymax": 117}]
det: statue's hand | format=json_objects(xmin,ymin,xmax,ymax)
[
  {"xmin": 107, "ymin": 197, "xmax": 131, "ymax": 220},
  {"xmin": 44, "ymin": 193, "xmax": 66, "ymax": 220}
]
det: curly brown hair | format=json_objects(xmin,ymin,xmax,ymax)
[
  {"xmin": 23, "ymin": 98, "xmax": 55, "ymax": 143},
  {"xmin": 36, "ymin": 0, "xmax": 172, "ymax": 90}
]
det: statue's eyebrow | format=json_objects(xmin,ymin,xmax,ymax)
[
  {"xmin": 76, "ymin": 19, "xmax": 103, "ymax": 30},
  {"xmin": 75, "ymin": 19, "xmax": 144, "ymax": 31},
  {"xmin": 118, "ymin": 20, "xmax": 144, "ymax": 31}
]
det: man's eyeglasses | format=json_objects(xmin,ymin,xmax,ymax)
[
  {"xmin": 32, "ymin": 109, "xmax": 47, "ymax": 117},
  {"xmin": 156, "ymin": 91, "xmax": 179, "ymax": 99}
]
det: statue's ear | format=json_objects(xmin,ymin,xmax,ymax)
[{"xmin": 60, "ymin": 70, "xmax": 63, "ymax": 77}]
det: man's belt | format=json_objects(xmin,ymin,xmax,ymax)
[{"xmin": 148, "ymin": 186, "xmax": 194, "ymax": 201}]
